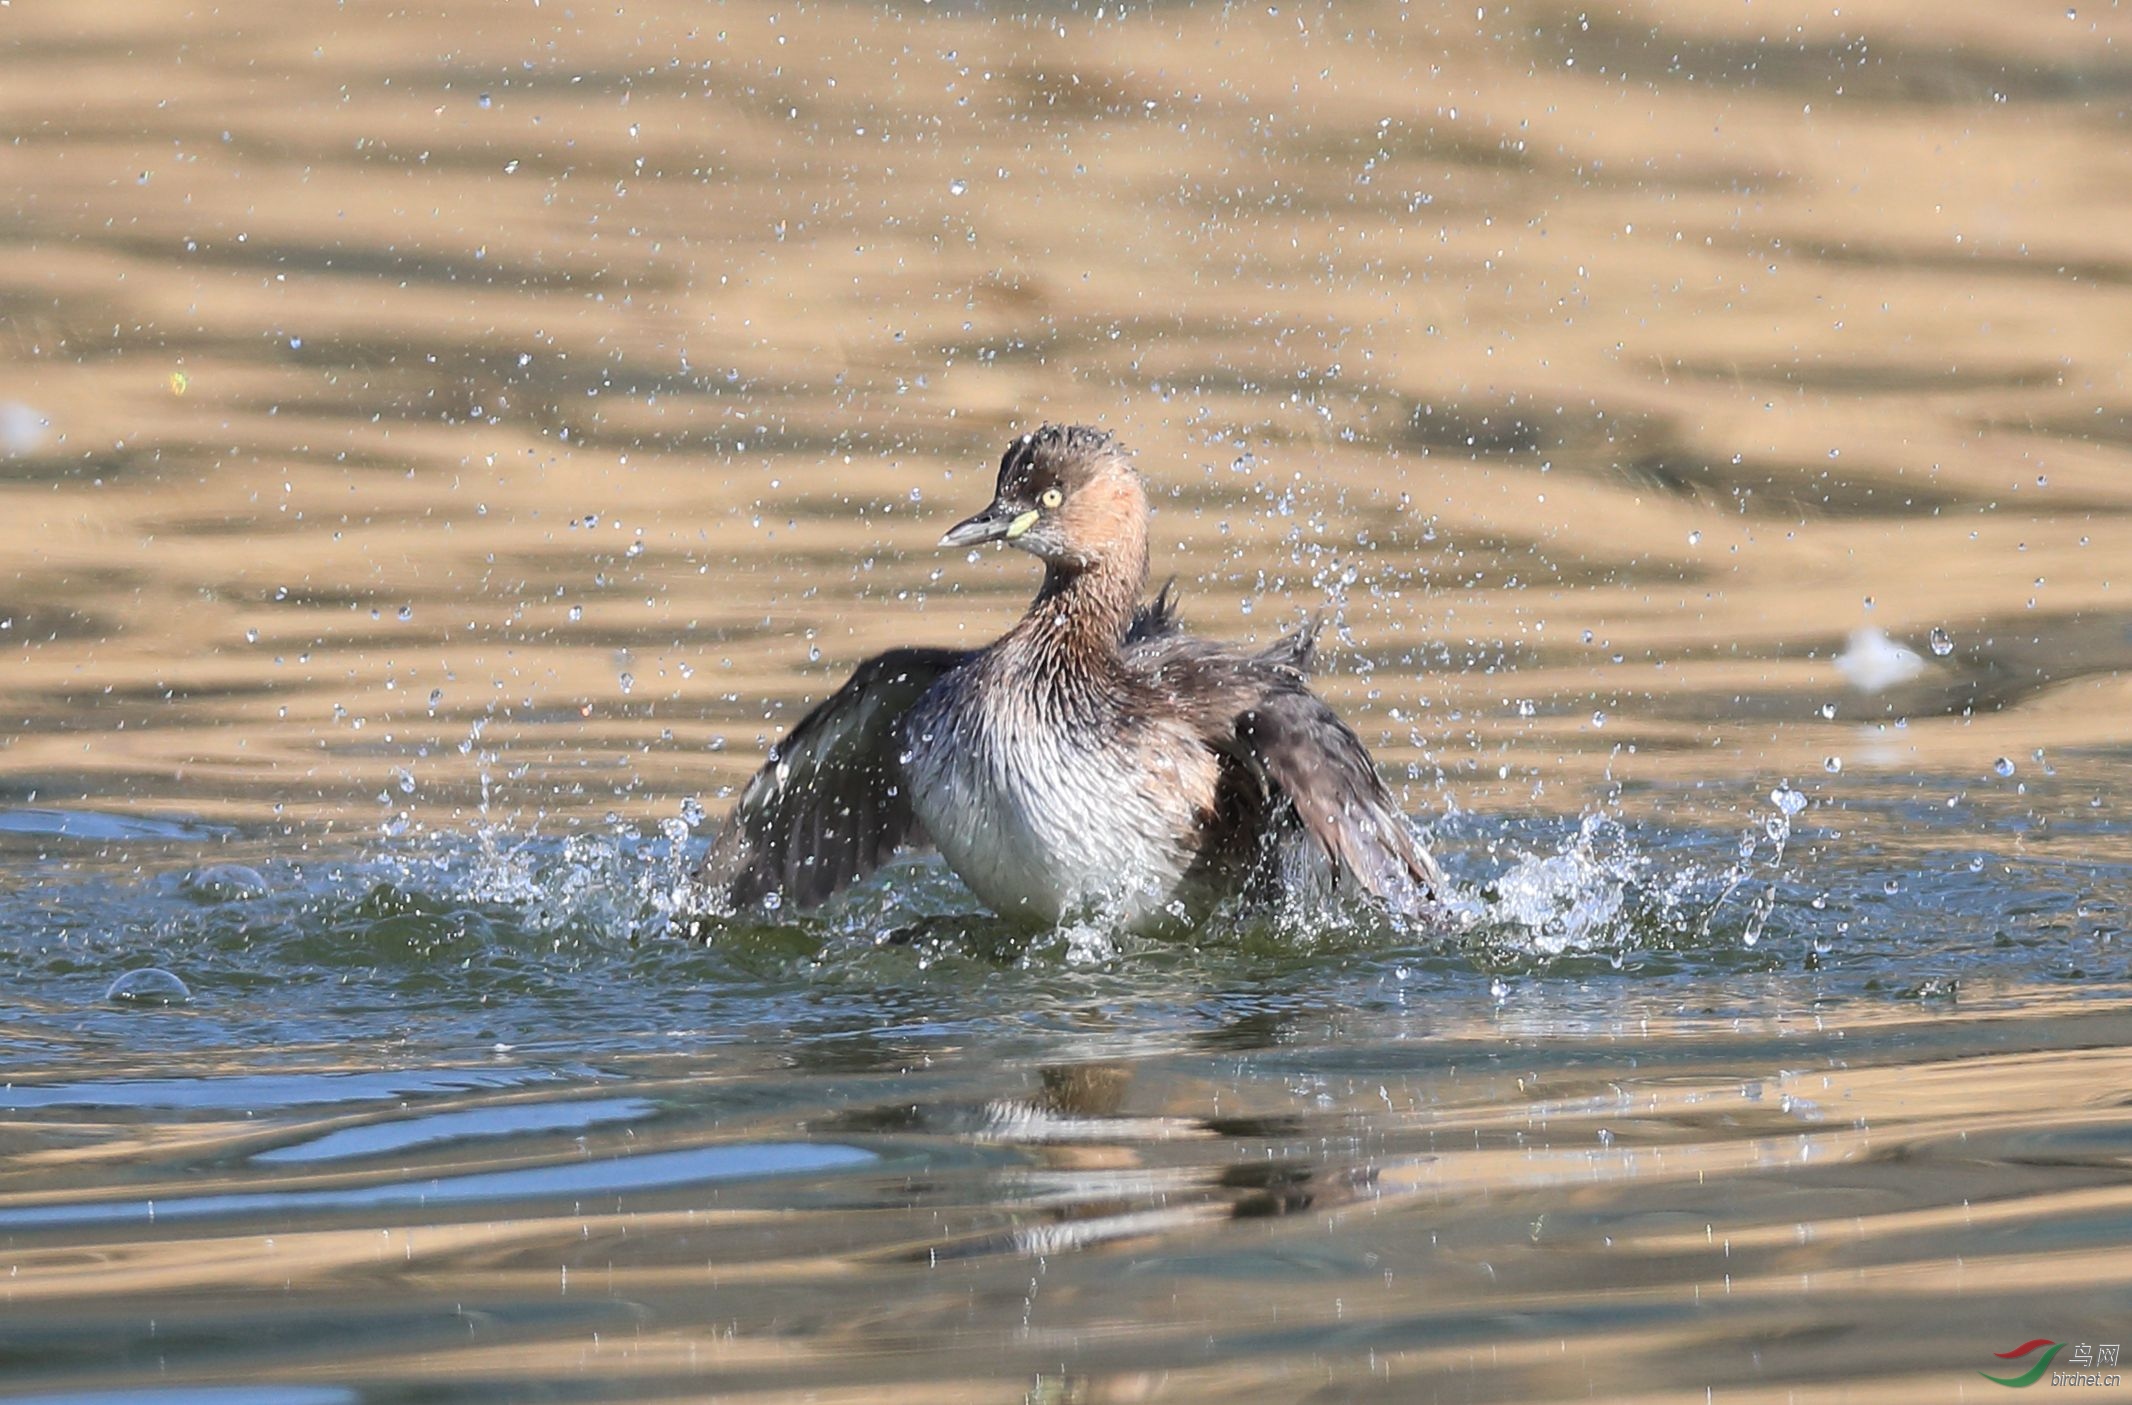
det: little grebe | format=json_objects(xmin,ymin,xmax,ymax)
[{"xmin": 694, "ymin": 424, "xmax": 1446, "ymax": 927}]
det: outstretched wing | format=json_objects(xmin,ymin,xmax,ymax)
[
  {"xmin": 1232, "ymin": 684, "xmax": 1448, "ymax": 915},
  {"xmin": 1122, "ymin": 589, "xmax": 1444, "ymax": 915},
  {"xmin": 695, "ymin": 647, "xmax": 969, "ymax": 913}
]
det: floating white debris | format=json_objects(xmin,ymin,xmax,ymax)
[
  {"xmin": 0, "ymin": 402, "xmax": 49, "ymax": 456},
  {"xmin": 1834, "ymin": 626, "xmax": 1926, "ymax": 693}
]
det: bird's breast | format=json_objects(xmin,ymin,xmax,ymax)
[{"xmin": 900, "ymin": 677, "xmax": 1217, "ymax": 924}]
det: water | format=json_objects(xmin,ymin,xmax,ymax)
[{"xmin": 6, "ymin": 0, "xmax": 2132, "ymax": 1397}]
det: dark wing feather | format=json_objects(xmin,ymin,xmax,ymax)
[
  {"xmin": 1124, "ymin": 578, "xmax": 1182, "ymax": 645},
  {"xmin": 1122, "ymin": 590, "xmax": 1441, "ymax": 914},
  {"xmin": 695, "ymin": 647, "xmax": 968, "ymax": 913},
  {"xmin": 1235, "ymin": 685, "xmax": 1447, "ymax": 913}
]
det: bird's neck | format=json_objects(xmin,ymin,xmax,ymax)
[{"xmin": 1010, "ymin": 534, "xmax": 1149, "ymax": 669}]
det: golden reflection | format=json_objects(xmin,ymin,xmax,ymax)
[{"xmin": 1, "ymin": 0, "xmax": 2126, "ymax": 830}]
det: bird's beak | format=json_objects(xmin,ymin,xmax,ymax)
[{"xmin": 939, "ymin": 501, "xmax": 1038, "ymax": 548}]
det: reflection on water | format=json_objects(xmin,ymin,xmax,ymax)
[{"xmin": 4, "ymin": 0, "xmax": 2132, "ymax": 1398}]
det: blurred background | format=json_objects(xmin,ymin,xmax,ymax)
[{"xmin": 5, "ymin": 0, "xmax": 2126, "ymax": 835}]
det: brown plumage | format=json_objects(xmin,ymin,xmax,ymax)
[{"xmin": 693, "ymin": 424, "xmax": 1447, "ymax": 928}]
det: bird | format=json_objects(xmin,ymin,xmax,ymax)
[{"xmin": 691, "ymin": 424, "xmax": 1447, "ymax": 930}]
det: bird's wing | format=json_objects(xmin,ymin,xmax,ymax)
[
  {"xmin": 1123, "ymin": 614, "xmax": 1445, "ymax": 914},
  {"xmin": 695, "ymin": 647, "xmax": 969, "ymax": 913},
  {"xmin": 1123, "ymin": 578, "xmax": 1182, "ymax": 645},
  {"xmin": 1231, "ymin": 685, "xmax": 1447, "ymax": 912}
]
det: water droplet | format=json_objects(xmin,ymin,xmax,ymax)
[
  {"xmin": 1823, "ymin": 756, "xmax": 1842, "ymax": 773},
  {"xmin": 568, "ymin": 605, "xmax": 584, "ymax": 622},
  {"xmin": 618, "ymin": 672, "xmax": 635, "ymax": 695},
  {"xmin": 396, "ymin": 605, "xmax": 412, "ymax": 622},
  {"xmin": 1686, "ymin": 530, "xmax": 1701, "ymax": 546},
  {"xmin": 1590, "ymin": 710, "xmax": 1606, "ymax": 728},
  {"xmin": 948, "ymin": 178, "xmax": 968, "ymax": 196},
  {"xmin": 1817, "ymin": 702, "xmax": 1836, "ymax": 720},
  {"xmin": 479, "ymin": 92, "xmax": 493, "ymax": 109},
  {"xmin": 681, "ymin": 796, "xmax": 706, "ymax": 827},
  {"xmin": 245, "ymin": 628, "xmax": 259, "ymax": 644},
  {"xmin": 1993, "ymin": 756, "xmax": 2015, "ymax": 778},
  {"xmin": 1771, "ymin": 786, "xmax": 1808, "ymax": 816},
  {"xmin": 1928, "ymin": 626, "xmax": 1954, "ymax": 656}
]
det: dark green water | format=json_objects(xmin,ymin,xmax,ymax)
[{"xmin": 4, "ymin": 774, "xmax": 2131, "ymax": 1400}]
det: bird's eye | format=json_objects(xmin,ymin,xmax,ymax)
[{"xmin": 1040, "ymin": 487, "xmax": 1063, "ymax": 509}]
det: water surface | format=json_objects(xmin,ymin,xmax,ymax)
[{"xmin": 4, "ymin": 0, "xmax": 2131, "ymax": 1398}]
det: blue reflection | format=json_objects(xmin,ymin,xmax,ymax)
[
  {"xmin": 0, "ymin": 1142, "xmax": 877, "ymax": 1229},
  {"xmin": 0, "ymin": 1067, "xmax": 574, "ymax": 1112},
  {"xmin": 253, "ymin": 1096, "xmax": 658, "ymax": 1164}
]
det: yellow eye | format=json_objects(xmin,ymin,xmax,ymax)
[{"xmin": 1040, "ymin": 487, "xmax": 1063, "ymax": 509}]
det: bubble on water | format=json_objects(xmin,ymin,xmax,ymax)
[
  {"xmin": 1994, "ymin": 757, "xmax": 2016, "ymax": 778},
  {"xmin": 179, "ymin": 864, "xmax": 269, "ymax": 901},
  {"xmin": 1929, "ymin": 626, "xmax": 1954, "ymax": 656},
  {"xmin": 1824, "ymin": 756, "xmax": 1843, "ymax": 774},
  {"xmin": 1771, "ymin": 786, "xmax": 1808, "ymax": 817},
  {"xmin": 106, "ymin": 968, "xmax": 191, "ymax": 1005}
]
